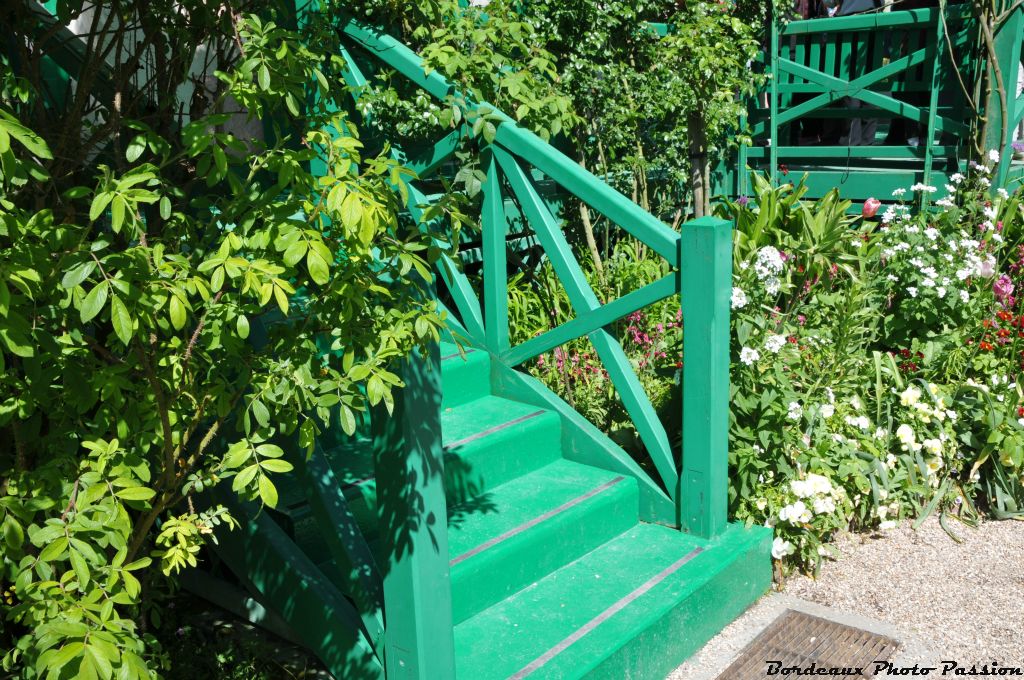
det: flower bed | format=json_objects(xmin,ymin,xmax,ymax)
[{"xmin": 517, "ymin": 154, "xmax": 1024, "ymax": 574}]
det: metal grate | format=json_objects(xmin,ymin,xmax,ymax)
[{"xmin": 715, "ymin": 609, "xmax": 900, "ymax": 679}]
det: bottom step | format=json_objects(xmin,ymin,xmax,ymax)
[{"xmin": 454, "ymin": 522, "xmax": 772, "ymax": 680}]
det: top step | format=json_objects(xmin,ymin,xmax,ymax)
[{"xmin": 440, "ymin": 341, "xmax": 491, "ymax": 409}]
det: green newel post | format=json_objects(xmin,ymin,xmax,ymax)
[
  {"xmin": 679, "ymin": 217, "xmax": 733, "ymax": 538},
  {"xmin": 371, "ymin": 336, "xmax": 456, "ymax": 680}
]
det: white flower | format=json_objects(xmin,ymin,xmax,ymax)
[
  {"xmin": 764, "ymin": 277, "xmax": 781, "ymax": 295},
  {"xmin": 935, "ymin": 197, "xmax": 955, "ymax": 208},
  {"xmin": 825, "ymin": 387, "xmax": 835, "ymax": 404},
  {"xmin": 813, "ymin": 496, "xmax": 836, "ymax": 514},
  {"xmin": 875, "ymin": 427, "xmax": 887, "ymax": 439},
  {"xmin": 892, "ymin": 188, "xmax": 906, "ymax": 197},
  {"xmin": 907, "ymin": 286, "xmax": 918, "ymax": 298},
  {"xmin": 772, "ymin": 537, "xmax": 795, "ymax": 559},
  {"xmin": 791, "ymin": 479, "xmax": 812, "ymax": 498},
  {"xmin": 806, "ymin": 473, "xmax": 832, "ymax": 495},
  {"xmin": 926, "ymin": 457, "xmax": 943, "ymax": 475},
  {"xmin": 787, "ymin": 401, "xmax": 803, "ymax": 421},
  {"xmin": 754, "ymin": 246, "xmax": 784, "ymax": 281},
  {"xmin": 960, "ymin": 290, "xmax": 970, "ymax": 303},
  {"xmin": 951, "ymin": 172, "xmax": 965, "ymax": 184},
  {"xmin": 886, "ymin": 453, "xmax": 898, "ymax": 468},
  {"xmin": 731, "ymin": 286, "xmax": 748, "ymax": 309},
  {"xmin": 998, "ymin": 188, "xmax": 1010, "ymax": 200},
  {"xmin": 877, "ymin": 504, "xmax": 889, "ymax": 519},
  {"xmin": 980, "ymin": 177, "xmax": 992, "ymax": 188},
  {"xmin": 989, "ymin": 149, "xmax": 1001, "ymax": 164},
  {"xmin": 922, "ymin": 438, "xmax": 943, "ymax": 456},
  {"xmin": 879, "ymin": 520, "xmax": 897, "ymax": 530},
  {"xmin": 756, "ymin": 498, "xmax": 767, "ymax": 511},
  {"xmin": 937, "ymin": 286, "xmax": 947, "ymax": 299},
  {"xmin": 739, "ymin": 347, "xmax": 760, "ymax": 366},
  {"xmin": 764, "ymin": 334, "xmax": 786, "ymax": 354},
  {"xmin": 984, "ymin": 206, "xmax": 998, "ymax": 220},
  {"xmin": 924, "ymin": 227, "xmax": 939, "ymax": 240},
  {"xmin": 850, "ymin": 395, "xmax": 862, "ymax": 411},
  {"xmin": 844, "ymin": 415, "xmax": 870, "ymax": 430},
  {"xmin": 900, "ymin": 385, "xmax": 922, "ymax": 406},
  {"xmin": 910, "ymin": 183, "xmax": 937, "ymax": 194},
  {"xmin": 820, "ymin": 404, "xmax": 835, "ymax": 419}
]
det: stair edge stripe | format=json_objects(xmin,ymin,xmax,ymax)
[
  {"xmin": 444, "ymin": 410, "xmax": 547, "ymax": 450},
  {"xmin": 449, "ymin": 476, "xmax": 627, "ymax": 567},
  {"xmin": 505, "ymin": 546, "xmax": 705, "ymax": 680}
]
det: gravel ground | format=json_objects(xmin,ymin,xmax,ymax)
[{"xmin": 669, "ymin": 517, "xmax": 1024, "ymax": 679}]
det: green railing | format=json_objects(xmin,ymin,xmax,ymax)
[
  {"xmin": 724, "ymin": 5, "xmax": 978, "ymax": 201},
  {"xmin": 333, "ymin": 16, "xmax": 733, "ymax": 678}
]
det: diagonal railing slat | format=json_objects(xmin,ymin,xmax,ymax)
[
  {"xmin": 501, "ymin": 275, "xmax": 677, "ymax": 367},
  {"xmin": 495, "ymin": 148, "xmax": 679, "ymax": 500},
  {"xmin": 482, "ymin": 151, "xmax": 510, "ymax": 353}
]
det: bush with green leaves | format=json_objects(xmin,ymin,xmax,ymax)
[{"xmin": 0, "ymin": 7, "xmax": 447, "ymax": 677}]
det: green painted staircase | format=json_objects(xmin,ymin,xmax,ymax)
[{"xmin": 216, "ymin": 341, "xmax": 771, "ymax": 680}]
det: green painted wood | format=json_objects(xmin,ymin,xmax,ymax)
[
  {"xmin": 987, "ymin": 6, "xmax": 1024, "ymax": 188},
  {"xmin": 770, "ymin": 13, "xmax": 780, "ymax": 181},
  {"xmin": 781, "ymin": 6, "xmax": 968, "ymax": 34},
  {"xmin": 679, "ymin": 217, "xmax": 732, "ymax": 538},
  {"xmin": 482, "ymin": 151, "xmax": 510, "ymax": 353},
  {"xmin": 452, "ymin": 522, "xmax": 772, "ymax": 680},
  {"xmin": 340, "ymin": 16, "xmax": 681, "ymax": 266},
  {"xmin": 490, "ymin": 360, "xmax": 677, "ymax": 526},
  {"xmin": 371, "ymin": 339, "xmax": 456, "ymax": 680},
  {"xmin": 299, "ymin": 445, "xmax": 386, "ymax": 649},
  {"xmin": 922, "ymin": 8, "xmax": 945, "ymax": 189},
  {"xmin": 212, "ymin": 492, "xmax": 384, "ymax": 679},
  {"xmin": 448, "ymin": 458, "xmax": 639, "ymax": 624},
  {"xmin": 496, "ymin": 148, "xmax": 680, "ymax": 500},
  {"xmin": 743, "ymin": 145, "xmax": 957, "ymax": 159},
  {"xmin": 502, "ymin": 275, "xmax": 676, "ymax": 367}
]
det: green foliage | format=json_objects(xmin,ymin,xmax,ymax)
[{"xmin": 0, "ymin": 8, "xmax": 443, "ymax": 678}]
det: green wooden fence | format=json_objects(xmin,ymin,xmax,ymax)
[{"xmin": 718, "ymin": 3, "xmax": 1024, "ymax": 202}]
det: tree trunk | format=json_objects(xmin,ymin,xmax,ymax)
[{"xmin": 688, "ymin": 111, "xmax": 710, "ymax": 218}]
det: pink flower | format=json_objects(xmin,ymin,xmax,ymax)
[
  {"xmin": 862, "ymin": 197, "xmax": 881, "ymax": 218},
  {"xmin": 980, "ymin": 257, "xmax": 997, "ymax": 278},
  {"xmin": 994, "ymin": 274, "xmax": 1015, "ymax": 302}
]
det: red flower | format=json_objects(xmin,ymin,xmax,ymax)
[
  {"xmin": 981, "ymin": 341, "xmax": 995, "ymax": 351},
  {"xmin": 1017, "ymin": 407, "xmax": 1024, "ymax": 417},
  {"xmin": 862, "ymin": 198, "xmax": 881, "ymax": 218}
]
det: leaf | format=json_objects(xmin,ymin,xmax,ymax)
[
  {"xmin": 232, "ymin": 464, "xmax": 259, "ymax": 491},
  {"xmin": 0, "ymin": 114, "xmax": 52, "ymax": 159},
  {"xmin": 258, "ymin": 64, "xmax": 271, "ymax": 90},
  {"xmin": 80, "ymin": 281, "xmax": 109, "ymax": 323},
  {"xmin": 251, "ymin": 399, "xmax": 270, "ymax": 428},
  {"xmin": 339, "ymin": 406, "xmax": 357, "ymax": 435},
  {"xmin": 159, "ymin": 195, "xmax": 172, "ymax": 220},
  {"xmin": 3, "ymin": 515, "xmax": 24, "ymax": 549},
  {"xmin": 125, "ymin": 135, "xmax": 146, "ymax": 162},
  {"xmin": 38, "ymin": 536, "xmax": 69, "ymax": 562},
  {"xmin": 85, "ymin": 645, "xmax": 113, "ymax": 680},
  {"xmin": 258, "ymin": 475, "xmax": 279, "ymax": 508},
  {"xmin": 306, "ymin": 246, "xmax": 330, "ymax": 285},
  {"xmin": 110, "ymin": 195, "xmax": 125, "ymax": 233},
  {"xmin": 47, "ymin": 642, "xmax": 85, "ymax": 673},
  {"xmin": 115, "ymin": 487, "xmax": 156, "ymax": 501},
  {"xmin": 62, "ymin": 261, "xmax": 96, "ymax": 289},
  {"xmin": 168, "ymin": 294, "xmax": 186, "ymax": 331},
  {"xmin": 89, "ymin": 192, "xmax": 113, "ymax": 222},
  {"xmin": 259, "ymin": 459, "xmax": 293, "ymax": 473},
  {"xmin": 236, "ymin": 314, "xmax": 249, "ymax": 339},
  {"xmin": 255, "ymin": 443, "xmax": 284, "ymax": 458},
  {"xmin": 340, "ymin": 192, "xmax": 363, "ymax": 229},
  {"xmin": 70, "ymin": 549, "xmax": 90, "ymax": 589},
  {"xmin": 110, "ymin": 295, "xmax": 133, "ymax": 345},
  {"xmin": 273, "ymin": 285, "xmax": 289, "ymax": 316}
]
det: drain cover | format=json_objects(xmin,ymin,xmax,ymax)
[{"xmin": 715, "ymin": 609, "xmax": 900, "ymax": 679}]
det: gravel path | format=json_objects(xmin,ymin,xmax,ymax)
[{"xmin": 669, "ymin": 517, "xmax": 1024, "ymax": 679}]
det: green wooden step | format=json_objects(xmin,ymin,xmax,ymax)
[
  {"xmin": 447, "ymin": 458, "xmax": 638, "ymax": 624},
  {"xmin": 454, "ymin": 522, "xmax": 771, "ymax": 680},
  {"xmin": 441, "ymin": 342, "xmax": 491, "ymax": 409},
  {"xmin": 442, "ymin": 395, "xmax": 562, "ymax": 504}
]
